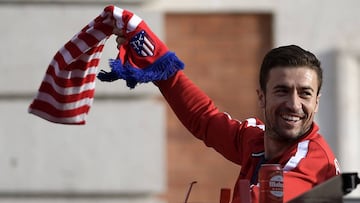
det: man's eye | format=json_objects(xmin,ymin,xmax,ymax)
[
  {"xmin": 277, "ymin": 88, "xmax": 287, "ymax": 92},
  {"xmin": 274, "ymin": 89, "xmax": 287, "ymax": 95},
  {"xmin": 300, "ymin": 91, "xmax": 313, "ymax": 97}
]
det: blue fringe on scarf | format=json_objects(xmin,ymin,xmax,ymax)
[{"xmin": 97, "ymin": 52, "xmax": 184, "ymax": 88}]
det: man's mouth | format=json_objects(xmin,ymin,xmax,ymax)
[{"xmin": 281, "ymin": 114, "xmax": 302, "ymax": 122}]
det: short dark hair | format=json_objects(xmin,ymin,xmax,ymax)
[{"xmin": 259, "ymin": 45, "xmax": 322, "ymax": 95}]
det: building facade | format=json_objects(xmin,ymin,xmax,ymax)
[{"xmin": 0, "ymin": 0, "xmax": 359, "ymax": 202}]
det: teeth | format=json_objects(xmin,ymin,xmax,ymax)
[{"xmin": 281, "ymin": 115, "xmax": 300, "ymax": 121}]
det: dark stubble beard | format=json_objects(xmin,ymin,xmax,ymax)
[{"xmin": 263, "ymin": 107, "xmax": 307, "ymax": 142}]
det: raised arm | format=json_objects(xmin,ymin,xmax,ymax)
[
  {"xmin": 155, "ymin": 71, "xmax": 244, "ymax": 164},
  {"xmin": 99, "ymin": 6, "xmax": 246, "ymax": 164}
]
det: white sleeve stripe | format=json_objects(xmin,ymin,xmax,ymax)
[
  {"xmin": 223, "ymin": 112, "xmax": 242, "ymax": 124},
  {"xmin": 245, "ymin": 118, "xmax": 265, "ymax": 131},
  {"xmin": 283, "ymin": 140, "xmax": 310, "ymax": 172},
  {"xmin": 222, "ymin": 114, "xmax": 266, "ymax": 131}
]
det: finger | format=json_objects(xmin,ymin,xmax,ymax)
[
  {"xmin": 116, "ymin": 36, "xmax": 126, "ymax": 45},
  {"xmin": 116, "ymin": 36, "xmax": 126, "ymax": 49},
  {"xmin": 113, "ymin": 27, "xmax": 124, "ymax": 36}
]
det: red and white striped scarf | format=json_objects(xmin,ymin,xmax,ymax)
[
  {"xmin": 29, "ymin": 5, "xmax": 184, "ymax": 125},
  {"xmin": 28, "ymin": 6, "xmax": 119, "ymax": 125}
]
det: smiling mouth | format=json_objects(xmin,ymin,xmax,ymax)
[{"xmin": 281, "ymin": 114, "xmax": 303, "ymax": 122}]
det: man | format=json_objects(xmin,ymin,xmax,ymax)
[
  {"xmin": 111, "ymin": 20, "xmax": 340, "ymax": 203},
  {"xmin": 26, "ymin": 6, "xmax": 340, "ymax": 202}
]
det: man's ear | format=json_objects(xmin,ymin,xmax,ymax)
[{"xmin": 257, "ymin": 89, "xmax": 265, "ymax": 108}]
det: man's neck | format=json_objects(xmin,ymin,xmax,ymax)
[{"xmin": 264, "ymin": 135, "xmax": 293, "ymax": 161}]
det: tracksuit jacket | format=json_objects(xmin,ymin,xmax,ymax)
[{"xmin": 156, "ymin": 71, "xmax": 340, "ymax": 203}]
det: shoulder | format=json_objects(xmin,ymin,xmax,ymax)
[
  {"xmin": 238, "ymin": 117, "xmax": 265, "ymax": 151},
  {"xmin": 234, "ymin": 117, "xmax": 265, "ymax": 142},
  {"xmin": 308, "ymin": 135, "xmax": 333, "ymax": 154},
  {"xmin": 307, "ymin": 135, "xmax": 340, "ymax": 174},
  {"xmin": 240, "ymin": 117, "xmax": 265, "ymax": 131},
  {"xmin": 220, "ymin": 114, "xmax": 265, "ymax": 136},
  {"xmin": 288, "ymin": 132, "xmax": 341, "ymax": 177},
  {"xmin": 282, "ymin": 135, "xmax": 340, "ymax": 186},
  {"xmin": 300, "ymin": 123, "xmax": 336, "ymax": 163},
  {"xmin": 305, "ymin": 126, "xmax": 336, "ymax": 163}
]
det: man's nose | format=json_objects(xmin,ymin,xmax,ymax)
[{"xmin": 286, "ymin": 92, "xmax": 302, "ymax": 110}]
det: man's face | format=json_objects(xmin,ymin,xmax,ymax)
[{"xmin": 258, "ymin": 66, "xmax": 320, "ymax": 141}]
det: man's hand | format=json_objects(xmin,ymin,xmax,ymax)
[
  {"xmin": 97, "ymin": 5, "xmax": 184, "ymax": 88},
  {"xmin": 113, "ymin": 27, "xmax": 126, "ymax": 50}
]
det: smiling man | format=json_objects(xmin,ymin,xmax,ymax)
[
  {"xmin": 154, "ymin": 45, "xmax": 340, "ymax": 202},
  {"xmin": 260, "ymin": 67, "xmax": 319, "ymax": 142},
  {"xmin": 110, "ymin": 18, "xmax": 340, "ymax": 202}
]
